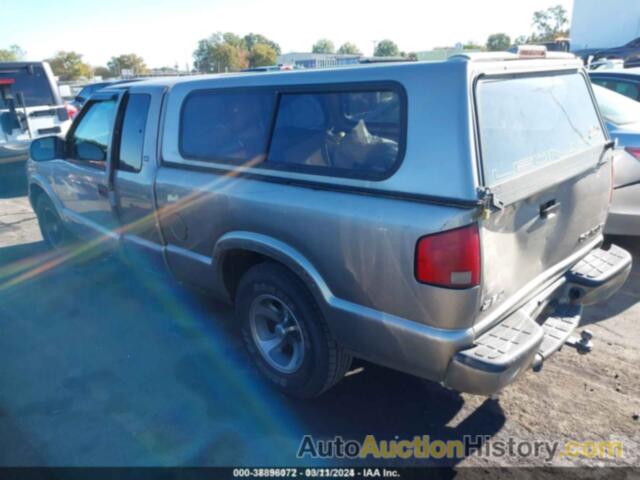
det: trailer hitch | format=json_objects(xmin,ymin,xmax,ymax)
[{"xmin": 565, "ymin": 329, "xmax": 593, "ymax": 354}]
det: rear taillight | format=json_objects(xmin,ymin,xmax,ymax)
[
  {"xmin": 625, "ymin": 147, "xmax": 640, "ymax": 160},
  {"xmin": 415, "ymin": 224, "xmax": 480, "ymax": 288},
  {"xmin": 65, "ymin": 103, "xmax": 78, "ymax": 120}
]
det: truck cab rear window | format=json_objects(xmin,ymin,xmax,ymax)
[
  {"xmin": 266, "ymin": 90, "xmax": 402, "ymax": 177},
  {"xmin": 476, "ymin": 73, "xmax": 606, "ymax": 186},
  {"xmin": 117, "ymin": 94, "xmax": 151, "ymax": 172}
]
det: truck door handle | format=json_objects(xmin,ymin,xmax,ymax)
[
  {"xmin": 540, "ymin": 200, "xmax": 560, "ymax": 219},
  {"xmin": 97, "ymin": 184, "xmax": 109, "ymax": 197}
]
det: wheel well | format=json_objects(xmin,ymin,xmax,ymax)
[
  {"xmin": 29, "ymin": 184, "xmax": 46, "ymax": 209},
  {"xmin": 221, "ymin": 249, "xmax": 269, "ymax": 303}
]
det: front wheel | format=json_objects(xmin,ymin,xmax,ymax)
[
  {"xmin": 35, "ymin": 195, "xmax": 72, "ymax": 249},
  {"xmin": 236, "ymin": 262, "xmax": 352, "ymax": 398}
]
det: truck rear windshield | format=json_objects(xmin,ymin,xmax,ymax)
[
  {"xmin": 0, "ymin": 66, "xmax": 55, "ymax": 108},
  {"xmin": 476, "ymin": 73, "xmax": 606, "ymax": 186}
]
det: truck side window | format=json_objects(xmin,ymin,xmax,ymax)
[
  {"xmin": 266, "ymin": 90, "xmax": 402, "ymax": 178},
  {"xmin": 69, "ymin": 99, "xmax": 116, "ymax": 165},
  {"xmin": 118, "ymin": 94, "xmax": 151, "ymax": 172},
  {"xmin": 180, "ymin": 91, "xmax": 275, "ymax": 164}
]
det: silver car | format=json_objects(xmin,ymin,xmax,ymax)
[
  {"xmin": 26, "ymin": 49, "xmax": 632, "ymax": 398},
  {"xmin": 592, "ymin": 84, "xmax": 640, "ymax": 236}
]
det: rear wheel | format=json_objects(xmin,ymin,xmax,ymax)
[
  {"xmin": 35, "ymin": 195, "xmax": 71, "ymax": 249},
  {"xmin": 236, "ymin": 262, "xmax": 352, "ymax": 398}
]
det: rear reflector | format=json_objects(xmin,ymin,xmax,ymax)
[
  {"xmin": 415, "ymin": 224, "xmax": 480, "ymax": 288},
  {"xmin": 625, "ymin": 147, "xmax": 640, "ymax": 160},
  {"xmin": 0, "ymin": 78, "xmax": 16, "ymax": 85}
]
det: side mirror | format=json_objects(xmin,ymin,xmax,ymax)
[
  {"xmin": 76, "ymin": 141, "xmax": 106, "ymax": 162},
  {"xmin": 30, "ymin": 135, "xmax": 65, "ymax": 162}
]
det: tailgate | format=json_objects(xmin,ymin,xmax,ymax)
[
  {"xmin": 474, "ymin": 70, "xmax": 612, "ymax": 322},
  {"xmin": 0, "ymin": 65, "xmax": 67, "ymax": 147}
]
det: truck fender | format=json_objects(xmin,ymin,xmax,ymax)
[
  {"xmin": 213, "ymin": 231, "xmax": 333, "ymax": 309},
  {"xmin": 28, "ymin": 174, "xmax": 67, "ymax": 221}
]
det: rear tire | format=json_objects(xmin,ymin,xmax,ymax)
[
  {"xmin": 35, "ymin": 195, "xmax": 72, "ymax": 249},
  {"xmin": 236, "ymin": 262, "xmax": 351, "ymax": 398}
]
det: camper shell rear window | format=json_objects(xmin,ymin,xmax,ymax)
[{"xmin": 475, "ymin": 72, "xmax": 606, "ymax": 186}]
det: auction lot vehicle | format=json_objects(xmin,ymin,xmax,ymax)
[
  {"xmin": 591, "ymin": 85, "xmax": 640, "ymax": 235},
  {"xmin": 26, "ymin": 50, "xmax": 632, "ymax": 398},
  {"xmin": 0, "ymin": 62, "xmax": 72, "ymax": 165},
  {"xmin": 590, "ymin": 68, "xmax": 640, "ymax": 102}
]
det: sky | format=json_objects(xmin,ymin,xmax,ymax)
[{"xmin": 1, "ymin": 0, "xmax": 574, "ymax": 69}]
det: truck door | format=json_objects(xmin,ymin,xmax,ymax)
[
  {"xmin": 50, "ymin": 90, "xmax": 123, "ymax": 247},
  {"xmin": 111, "ymin": 88, "xmax": 166, "ymax": 273}
]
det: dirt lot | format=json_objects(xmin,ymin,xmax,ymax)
[{"xmin": 0, "ymin": 171, "xmax": 638, "ymax": 472}]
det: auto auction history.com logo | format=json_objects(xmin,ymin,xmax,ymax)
[{"xmin": 297, "ymin": 435, "xmax": 625, "ymax": 462}]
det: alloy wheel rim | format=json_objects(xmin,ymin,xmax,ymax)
[{"xmin": 249, "ymin": 294, "xmax": 304, "ymax": 374}]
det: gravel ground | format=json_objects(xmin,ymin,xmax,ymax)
[{"xmin": 0, "ymin": 173, "xmax": 638, "ymax": 473}]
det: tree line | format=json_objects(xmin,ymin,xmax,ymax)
[
  {"xmin": 192, "ymin": 32, "xmax": 281, "ymax": 72},
  {"xmin": 486, "ymin": 5, "xmax": 569, "ymax": 51},
  {"xmin": 0, "ymin": 45, "xmax": 149, "ymax": 81},
  {"xmin": 193, "ymin": 34, "xmax": 417, "ymax": 73},
  {"xmin": 1, "ymin": 5, "xmax": 569, "ymax": 80}
]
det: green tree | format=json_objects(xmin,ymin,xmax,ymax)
[
  {"xmin": 486, "ymin": 33, "xmax": 511, "ymax": 51},
  {"xmin": 244, "ymin": 33, "xmax": 281, "ymax": 55},
  {"xmin": 462, "ymin": 41, "xmax": 484, "ymax": 51},
  {"xmin": 312, "ymin": 39, "xmax": 335, "ymax": 54},
  {"xmin": 213, "ymin": 43, "xmax": 247, "ymax": 72},
  {"xmin": 374, "ymin": 39, "xmax": 400, "ymax": 57},
  {"xmin": 93, "ymin": 66, "xmax": 113, "ymax": 79},
  {"xmin": 0, "ymin": 44, "xmax": 25, "ymax": 61},
  {"xmin": 337, "ymin": 42, "xmax": 361, "ymax": 55},
  {"xmin": 107, "ymin": 53, "xmax": 148, "ymax": 77},
  {"xmin": 46, "ymin": 51, "xmax": 92, "ymax": 80},
  {"xmin": 249, "ymin": 43, "xmax": 277, "ymax": 67},
  {"xmin": 531, "ymin": 5, "xmax": 569, "ymax": 42},
  {"xmin": 513, "ymin": 35, "xmax": 529, "ymax": 46},
  {"xmin": 193, "ymin": 38, "xmax": 216, "ymax": 72},
  {"xmin": 222, "ymin": 32, "xmax": 245, "ymax": 49},
  {"xmin": 192, "ymin": 33, "xmax": 248, "ymax": 72}
]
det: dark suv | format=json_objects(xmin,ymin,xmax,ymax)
[{"xmin": 591, "ymin": 37, "xmax": 640, "ymax": 67}]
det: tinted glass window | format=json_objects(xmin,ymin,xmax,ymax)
[
  {"xmin": 476, "ymin": 73, "xmax": 605, "ymax": 186},
  {"xmin": 70, "ymin": 100, "xmax": 117, "ymax": 164},
  {"xmin": 267, "ymin": 90, "xmax": 402, "ymax": 177},
  {"xmin": 0, "ymin": 66, "xmax": 55, "ymax": 107},
  {"xmin": 118, "ymin": 94, "xmax": 150, "ymax": 172},
  {"xmin": 181, "ymin": 91, "xmax": 274, "ymax": 164},
  {"xmin": 592, "ymin": 79, "xmax": 640, "ymax": 102}
]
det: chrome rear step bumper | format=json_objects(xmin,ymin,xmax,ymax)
[
  {"xmin": 443, "ymin": 244, "xmax": 632, "ymax": 396},
  {"xmin": 566, "ymin": 244, "xmax": 632, "ymax": 305}
]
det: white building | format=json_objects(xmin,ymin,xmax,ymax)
[{"xmin": 571, "ymin": 0, "xmax": 640, "ymax": 51}]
